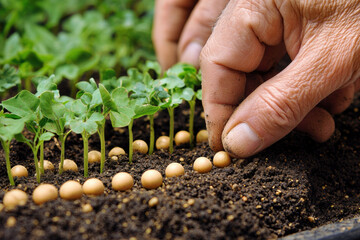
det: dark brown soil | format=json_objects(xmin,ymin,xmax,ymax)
[{"xmin": 1, "ymin": 97, "xmax": 360, "ymax": 240}]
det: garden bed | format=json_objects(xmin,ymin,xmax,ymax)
[{"xmin": 0, "ymin": 95, "xmax": 360, "ymax": 240}]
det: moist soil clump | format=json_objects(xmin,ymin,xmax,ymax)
[{"xmin": 0, "ymin": 97, "xmax": 360, "ymax": 240}]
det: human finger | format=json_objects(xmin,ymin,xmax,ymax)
[
  {"xmin": 177, "ymin": 0, "xmax": 229, "ymax": 68},
  {"xmin": 152, "ymin": 0, "xmax": 197, "ymax": 70}
]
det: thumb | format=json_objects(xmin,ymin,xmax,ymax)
[{"xmin": 222, "ymin": 44, "xmax": 353, "ymax": 158}]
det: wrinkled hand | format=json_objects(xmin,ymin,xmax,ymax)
[{"xmin": 153, "ymin": 0, "xmax": 360, "ymax": 158}]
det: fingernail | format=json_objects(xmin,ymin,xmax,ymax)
[
  {"xmin": 180, "ymin": 42, "xmax": 202, "ymax": 67},
  {"xmin": 223, "ymin": 123, "xmax": 262, "ymax": 157}
]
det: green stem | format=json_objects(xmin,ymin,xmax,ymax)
[
  {"xmin": 33, "ymin": 148, "xmax": 41, "ymax": 183},
  {"xmin": 148, "ymin": 114, "xmax": 155, "ymax": 155},
  {"xmin": 25, "ymin": 77, "xmax": 32, "ymax": 92},
  {"xmin": 70, "ymin": 77, "xmax": 79, "ymax": 98},
  {"xmin": 40, "ymin": 141, "xmax": 44, "ymax": 174},
  {"xmin": 82, "ymin": 132, "xmax": 89, "ymax": 177},
  {"xmin": 188, "ymin": 98, "xmax": 196, "ymax": 149},
  {"xmin": 168, "ymin": 107, "xmax": 174, "ymax": 154},
  {"xmin": 128, "ymin": 119, "xmax": 134, "ymax": 163},
  {"xmin": 2, "ymin": 141, "xmax": 15, "ymax": 186},
  {"xmin": 98, "ymin": 124, "xmax": 106, "ymax": 174},
  {"xmin": 59, "ymin": 130, "xmax": 71, "ymax": 174}
]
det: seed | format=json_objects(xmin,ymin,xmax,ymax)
[
  {"xmin": 11, "ymin": 165, "xmax": 28, "ymax": 178},
  {"xmin": 165, "ymin": 163, "xmax": 185, "ymax": 178},
  {"xmin": 59, "ymin": 180, "xmax": 83, "ymax": 200},
  {"xmin": 141, "ymin": 170, "xmax": 163, "ymax": 189},
  {"xmin": 196, "ymin": 130, "xmax": 208, "ymax": 143},
  {"xmin": 193, "ymin": 157, "xmax": 212, "ymax": 173},
  {"xmin": 213, "ymin": 151, "xmax": 231, "ymax": 168},
  {"xmin": 3, "ymin": 189, "xmax": 28, "ymax": 210},
  {"xmin": 88, "ymin": 150, "xmax": 101, "ymax": 163},
  {"xmin": 133, "ymin": 140, "xmax": 148, "ymax": 154},
  {"xmin": 32, "ymin": 184, "xmax": 58, "ymax": 205},
  {"xmin": 62, "ymin": 159, "xmax": 78, "ymax": 172},
  {"xmin": 112, "ymin": 172, "xmax": 134, "ymax": 191},
  {"xmin": 108, "ymin": 147, "xmax": 126, "ymax": 158},
  {"xmin": 156, "ymin": 136, "xmax": 170, "ymax": 150},
  {"xmin": 174, "ymin": 130, "xmax": 191, "ymax": 146},
  {"xmin": 83, "ymin": 178, "xmax": 104, "ymax": 196}
]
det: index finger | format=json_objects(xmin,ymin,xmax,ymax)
[{"xmin": 152, "ymin": 0, "xmax": 197, "ymax": 70}]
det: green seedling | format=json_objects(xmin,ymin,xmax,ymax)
[
  {"xmin": 2, "ymin": 90, "xmax": 54, "ymax": 183},
  {"xmin": 0, "ymin": 111, "xmax": 25, "ymax": 185},
  {"xmin": 166, "ymin": 63, "xmax": 202, "ymax": 148},
  {"xmin": 39, "ymin": 91, "xmax": 72, "ymax": 174},
  {"xmin": 76, "ymin": 79, "xmax": 134, "ymax": 173},
  {"xmin": 69, "ymin": 96, "xmax": 104, "ymax": 177}
]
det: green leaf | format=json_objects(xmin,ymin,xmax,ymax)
[
  {"xmin": 55, "ymin": 64, "xmax": 79, "ymax": 80},
  {"xmin": 99, "ymin": 84, "xmax": 117, "ymax": 112},
  {"xmin": 3, "ymin": 33, "xmax": 22, "ymax": 61},
  {"xmin": 112, "ymin": 87, "xmax": 130, "ymax": 106},
  {"xmin": 160, "ymin": 76, "xmax": 185, "ymax": 90},
  {"xmin": 35, "ymin": 75, "xmax": 59, "ymax": 97},
  {"xmin": 71, "ymin": 99, "xmax": 87, "ymax": 117},
  {"xmin": 40, "ymin": 91, "xmax": 66, "ymax": 120},
  {"xmin": 2, "ymin": 90, "xmax": 39, "ymax": 119},
  {"xmin": 0, "ymin": 65, "xmax": 21, "ymax": 93},
  {"xmin": 109, "ymin": 110, "xmax": 132, "ymax": 128},
  {"xmin": 196, "ymin": 89, "xmax": 202, "ymax": 100},
  {"xmin": 134, "ymin": 104, "xmax": 159, "ymax": 119},
  {"xmin": 0, "ymin": 115, "xmax": 25, "ymax": 142},
  {"xmin": 76, "ymin": 79, "xmax": 97, "ymax": 94},
  {"xmin": 180, "ymin": 87, "xmax": 195, "ymax": 101},
  {"xmin": 39, "ymin": 132, "xmax": 54, "ymax": 141}
]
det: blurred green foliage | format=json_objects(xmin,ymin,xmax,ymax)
[{"xmin": 0, "ymin": 0, "xmax": 155, "ymax": 93}]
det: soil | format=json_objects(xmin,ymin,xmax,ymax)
[{"xmin": 1, "ymin": 96, "xmax": 360, "ymax": 240}]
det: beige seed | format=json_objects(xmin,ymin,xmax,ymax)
[
  {"xmin": 59, "ymin": 180, "xmax": 83, "ymax": 200},
  {"xmin": 32, "ymin": 184, "xmax": 58, "ymax": 205},
  {"xmin": 133, "ymin": 140, "xmax": 148, "ymax": 154},
  {"xmin": 88, "ymin": 150, "xmax": 101, "ymax": 163},
  {"xmin": 62, "ymin": 159, "xmax": 78, "ymax": 172},
  {"xmin": 108, "ymin": 147, "xmax": 126, "ymax": 158},
  {"xmin": 155, "ymin": 136, "xmax": 170, "ymax": 150},
  {"xmin": 165, "ymin": 163, "xmax": 185, "ymax": 178},
  {"xmin": 112, "ymin": 172, "xmax": 134, "ymax": 191},
  {"xmin": 3, "ymin": 189, "xmax": 28, "ymax": 210},
  {"xmin": 83, "ymin": 178, "xmax": 104, "ymax": 196},
  {"xmin": 174, "ymin": 130, "xmax": 191, "ymax": 146},
  {"xmin": 196, "ymin": 130, "xmax": 208, "ymax": 143},
  {"xmin": 141, "ymin": 170, "xmax": 163, "ymax": 190},
  {"xmin": 193, "ymin": 157, "xmax": 212, "ymax": 173},
  {"xmin": 148, "ymin": 197, "xmax": 159, "ymax": 207},
  {"xmin": 11, "ymin": 165, "xmax": 28, "ymax": 178},
  {"xmin": 213, "ymin": 151, "xmax": 232, "ymax": 168}
]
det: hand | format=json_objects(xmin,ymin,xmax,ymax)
[{"xmin": 201, "ymin": 0, "xmax": 360, "ymax": 157}]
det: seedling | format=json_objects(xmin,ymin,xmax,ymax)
[
  {"xmin": 77, "ymin": 79, "xmax": 134, "ymax": 172},
  {"xmin": 69, "ymin": 98, "xmax": 104, "ymax": 177},
  {"xmin": 164, "ymin": 63, "xmax": 202, "ymax": 148},
  {"xmin": 0, "ymin": 111, "xmax": 25, "ymax": 185},
  {"xmin": 2, "ymin": 90, "xmax": 54, "ymax": 183}
]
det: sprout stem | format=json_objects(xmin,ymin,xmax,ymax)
[
  {"xmin": 98, "ymin": 123, "xmax": 106, "ymax": 174},
  {"xmin": 128, "ymin": 119, "xmax": 134, "ymax": 163},
  {"xmin": 59, "ymin": 130, "xmax": 71, "ymax": 174},
  {"xmin": 188, "ymin": 97, "xmax": 196, "ymax": 149},
  {"xmin": 148, "ymin": 114, "xmax": 155, "ymax": 155},
  {"xmin": 168, "ymin": 107, "xmax": 174, "ymax": 154},
  {"xmin": 2, "ymin": 140, "xmax": 15, "ymax": 186},
  {"xmin": 34, "ymin": 152, "xmax": 41, "ymax": 183},
  {"xmin": 82, "ymin": 132, "xmax": 89, "ymax": 177},
  {"xmin": 40, "ymin": 141, "xmax": 44, "ymax": 174}
]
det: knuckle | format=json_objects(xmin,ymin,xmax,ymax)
[{"xmin": 258, "ymin": 86, "xmax": 302, "ymax": 131}]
